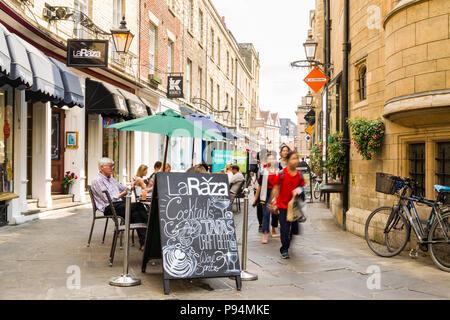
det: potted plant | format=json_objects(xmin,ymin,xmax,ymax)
[
  {"xmin": 63, "ymin": 171, "xmax": 78, "ymax": 194},
  {"xmin": 347, "ymin": 117, "xmax": 385, "ymax": 160},
  {"xmin": 310, "ymin": 143, "xmax": 324, "ymax": 176},
  {"xmin": 325, "ymin": 132, "xmax": 345, "ymax": 181}
]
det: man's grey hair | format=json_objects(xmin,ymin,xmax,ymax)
[{"xmin": 98, "ymin": 157, "xmax": 114, "ymax": 170}]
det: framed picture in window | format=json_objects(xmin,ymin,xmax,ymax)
[{"xmin": 66, "ymin": 131, "xmax": 79, "ymax": 149}]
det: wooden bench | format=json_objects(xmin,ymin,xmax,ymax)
[
  {"xmin": 0, "ymin": 193, "xmax": 19, "ymax": 226},
  {"xmin": 320, "ymin": 183, "xmax": 344, "ymax": 208}
]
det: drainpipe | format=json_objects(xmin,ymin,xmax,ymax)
[
  {"xmin": 342, "ymin": 0, "xmax": 351, "ymax": 231},
  {"xmin": 234, "ymin": 57, "xmax": 238, "ymax": 151},
  {"xmin": 324, "ymin": 0, "xmax": 331, "ymax": 184}
]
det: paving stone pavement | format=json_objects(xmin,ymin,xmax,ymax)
[{"xmin": 0, "ymin": 195, "xmax": 449, "ymax": 300}]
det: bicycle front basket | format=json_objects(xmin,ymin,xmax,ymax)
[{"xmin": 375, "ymin": 173, "xmax": 398, "ymax": 195}]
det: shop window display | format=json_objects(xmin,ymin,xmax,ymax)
[{"xmin": 0, "ymin": 89, "xmax": 14, "ymax": 193}]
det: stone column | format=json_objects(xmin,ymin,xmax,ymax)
[
  {"xmin": 86, "ymin": 113, "xmax": 102, "ymax": 185},
  {"xmin": 10, "ymin": 90, "xmax": 28, "ymax": 223},
  {"xmin": 32, "ymin": 102, "xmax": 52, "ymax": 208},
  {"xmin": 64, "ymin": 107, "xmax": 86, "ymax": 202},
  {"xmin": 119, "ymin": 130, "xmax": 127, "ymax": 184},
  {"xmin": 132, "ymin": 131, "xmax": 141, "ymax": 176}
]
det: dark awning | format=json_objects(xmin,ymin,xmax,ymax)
[
  {"xmin": 0, "ymin": 27, "xmax": 33, "ymax": 89},
  {"xmin": 85, "ymin": 78, "xmax": 129, "ymax": 118},
  {"xmin": 304, "ymin": 109, "xmax": 316, "ymax": 126},
  {"xmin": 18, "ymin": 37, "xmax": 65, "ymax": 104},
  {"xmin": 0, "ymin": 22, "xmax": 83, "ymax": 107},
  {"xmin": 0, "ymin": 24, "xmax": 10, "ymax": 76},
  {"xmin": 49, "ymin": 57, "xmax": 84, "ymax": 108},
  {"xmin": 138, "ymin": 96, "xmax": 154, "ymax": 116},
  {"xmin": 117, "ymin": 88, "xmax": 148, "ymax": 119}
]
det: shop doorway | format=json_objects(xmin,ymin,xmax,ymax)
[{"xmin": 51, "ymin": 108, "xmax": 65, "ymax": 193}]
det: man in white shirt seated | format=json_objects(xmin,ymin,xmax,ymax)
[
  {"xmin": 90, "ymin": 158, "xmax": 148, "ymax": 249},
  {"xmin": 229, "ymin": 165, "xmax": 245, "ymax": 197}
]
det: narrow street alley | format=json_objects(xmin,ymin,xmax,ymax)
[{"xmin": 0, "ymin": 196, "xmax": 448, "ymax": 300}]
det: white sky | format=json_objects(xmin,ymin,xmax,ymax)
[{"xmin": 212, "ymin": 0, "xmax": 315, "ymax": 123}]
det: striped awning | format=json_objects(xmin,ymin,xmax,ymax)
[{"xmin": 0, "ymin": 22, "xmax": 84, "ymax": 107}]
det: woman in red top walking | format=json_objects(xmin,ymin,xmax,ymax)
[
  {"xmin": 253, "ymin": 151, "xmax": 280, "ymax": 244},
  {"xmin": 268, "ymin": 151, "xmax": 305, "ymax": 259}
]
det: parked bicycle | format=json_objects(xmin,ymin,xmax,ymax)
[
  {"xmin": 311, "ymin": 172, "xmax": 323, "ymax": 201},
  {"xmin": 365, "ymin": 172, "xmax": 450, "ymax": 272}
]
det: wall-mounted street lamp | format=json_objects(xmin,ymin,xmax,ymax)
[
  {"xmin": 110, "ymin": 17, "xmax": 134, "ymax": 54},
  {"xmin": 305, "ymin": 91, "xmax": 314, "ymax": 107},
  {"xmin": 238, "ymin": 104, "xmax": 248, "ymax": 129},
  {"xmin": 238, "ymin": 104, "xmax": 245, "ymax": 118},
  {"xmin": 44, "ymin": 6, "xmax": 134, "ymax": 54},
  {"xmin": 290, "ymin": 32, "xmax": 333, "ymax": 70},
  {"xmin": 221, "ymin": 108, "xmax": 230, "ymax": 122},
  {"xmin": 190, "ymin": 97, "xmax": 230, "ymax": 121},
  {"xmin": 303, "ymin": 34, "xmax": 318, "ymax": 62}
]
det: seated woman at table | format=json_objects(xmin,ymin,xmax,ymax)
[
  {"xmin": 186, "ymin": 164, "xmax": 207, "ymax": 173},
  {"xmin": 132, "ymin": 165, "xmax": 152, "ymax": 197},
  {"xmin": 147, "ymin": 162, "xmax": 171, "ymax": 189}
]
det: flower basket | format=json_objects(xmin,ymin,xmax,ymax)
[
  {"xmin": 310, "ymin": 143, "xmax": 324, "ymax": 176},
  {"xmin": 347, "ymin": 117, "xmax": 385, "ymax": 160},
  {"xmin": 324, "ymin": 132, "xmax": 345, "ymax": 180}
]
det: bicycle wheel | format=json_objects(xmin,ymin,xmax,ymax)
[
  {"xmin": 365, "ymin": 206, "xmax": 410, "ymax": 257},
  {"xmin": 428, "ymin": 211, "xmax": 450, "ymax": 272},
  {"xmin": 313, "ymin": 184, "xmax": 321, "ymax": 200}
]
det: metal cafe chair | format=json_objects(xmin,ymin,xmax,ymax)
[
  {"xmin": 86, "ymin": 185, "xmax": 110, "ymax": 247},
  {"xmin": 102, "ymin": 190, "xmax": 147, "ymax": 267},
  {"xmin": 230, "ymin": 180, "xmax": 245, "ymax": 213}
]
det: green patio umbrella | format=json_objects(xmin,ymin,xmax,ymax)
[{"xmin": 108, "ymin": 109, "xmax": 227, "ymax": 170}]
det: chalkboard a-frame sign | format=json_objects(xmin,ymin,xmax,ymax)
[{"xmin": 141, "ymin": 172, "xmax": 242, "ymax": 294}]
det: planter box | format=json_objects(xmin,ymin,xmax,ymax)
[{"xmin": 148, "ymin": 74, "xmax": 162, "ymax": 85}]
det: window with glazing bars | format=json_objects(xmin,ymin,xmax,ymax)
[
  {"xmin": 357, "ymin": 65, "xmax": 367, "ymax": 101},
  {"xmin": 409, "ymin": 143, "xmax": 425, "ymax": 197},
  {"xmin": 436, "ymin": 142, "xmax": 450, "ymax": 187}
]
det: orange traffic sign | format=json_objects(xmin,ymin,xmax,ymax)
[
  {"xmin": 303, "ymin": 67, "xmax": 329, "ymax": 93},
  {"xmin": 305, "ymin": 125, "xmax": 313, "ymax": 135}
]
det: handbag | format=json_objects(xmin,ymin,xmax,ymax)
[{"xmin": 287, "ymin": 194, "xmax": 307, "ymax": 223}]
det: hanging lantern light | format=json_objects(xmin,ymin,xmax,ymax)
[{"xmin": 110, "ymin": 16, "xmax": 134, "ymax": 54}]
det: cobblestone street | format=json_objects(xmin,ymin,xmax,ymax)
[{"xmin": 0, "ymin": 196, "xmax": 449, "ymax": 300}]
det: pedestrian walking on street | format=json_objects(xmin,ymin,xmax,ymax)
[
  {"xmin": 268, "ymin": 152, "xmax": 305, "ymax": 259},
  {"xmin": 279, "ymin": 145, "xmax": 291, "ymax": 170},
  {"xmin": 252, "ymin": 150, "xmax": 267, "ymax": 232},
  {"xmin": 253, "ymin": 151, "xmax": 280, "ymax": 244}
]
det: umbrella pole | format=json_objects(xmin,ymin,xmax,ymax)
[
  {"xmin": 163, "ymin": 135, "xmax": 169, "ymax": 171},
  {"xmin": 191, "ymin": 138, "xmax": 195, "ymax": 167}
]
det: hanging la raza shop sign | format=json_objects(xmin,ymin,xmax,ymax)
[
  {"xmin": 67, "ymin": 39, "xmax": 109, "ymax": 68},
  {"xmin": 142, "ymin": 172, "xmax": 241, "ymax": 294}
]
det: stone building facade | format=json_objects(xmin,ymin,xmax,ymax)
[
  {"xmin": 0, "ymin": 0, "xmax": 261, "ymax": 226},
  {"xmin": 259, "ymin": 110, "xmax": 281, "ymax": 153},
  {"xmin": 296, "ymin": 103, "xmax": 311, "ymax": 158},
  {"xmin": 308, "ymin": 0, "xmax": 450, "ymax": 236},
  {"xmin": 0, "ymin": 0, "xmax": 159, "ymax": 225},
  {"xmin": 136, "ymin": 0, "xmax": 261, "ymax": 171},
  {"xmin": 179, "ymin": 0, "xmax": 261, "ymax": 150}
]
